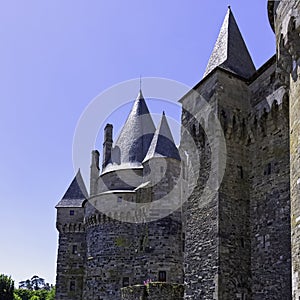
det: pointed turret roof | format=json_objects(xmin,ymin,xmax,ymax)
[
  {"xmin": 56, "ymin": 170, "xmax": 88, "ymax": 208},
  {"xmin": 203, "ymin": 7, "xmax": 256, "ymax": 79},
  {"xmin": 143, "ymin": 112, "xmax": 181, "ymax": 162},
  {"xmin": 113, "ymin": 90, "xmax": 156, "ymax": 165}
]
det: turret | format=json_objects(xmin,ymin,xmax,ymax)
[
  {"xmin": 102, "ymin": 123, "xmax": 113, "ymax": 169},
  {"xmin": 55, "ymin": 170, "xmax": 88, "ymax": 300}
]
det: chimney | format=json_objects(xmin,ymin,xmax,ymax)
[
  {"xmin": 90, "ymin": 150, "xmax": 100, "ymax": 196},
  {"xmin": 102, "ymin": 124, "xmax": 113, "ymax": 169}
]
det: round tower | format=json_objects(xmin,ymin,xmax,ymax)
[
  {"xmin": 82, "ymin": 91, "xmax": 184, "ymax": 299},
  {"xmin": 270, "ymin": 1, "xmax": 300, "ymax": 299},
  {"xmin": 136, "ymin": 111, "xmax": 183, "ymax": 284}
]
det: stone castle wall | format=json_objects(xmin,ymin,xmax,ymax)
[
  {"xmin": 121, "ymin": 282, "xmax": 184, "ymax": 300},
  {"xmin": 248, "ymin": 61, "xmax": 291, "ymax": 299},
  {"xmin": 274, "ymin": 1, "xmax": 300, "ymax": 299},
  {"xmin": 181, "ymin": 73, "xmax": 220, "ymax": 299},
  {"xmin": 181, "ymin": 58, "xmax": 292, "ymax": 299},
  {"xmin": 55, "ymin": 207, "xmax": 86, "ymax": 300}
]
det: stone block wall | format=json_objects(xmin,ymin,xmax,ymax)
[
  {"xmin": 121, "ymin": 283, "xmax": 184, "ymax": 300},
  {"xmin": 215, "ymin": 71, "xmax": 252, "ymax": 300},
  {"xmin": 82, "ymin": 199, "xmax": 183, "ymax": 299},
  {"xmin": 55, "ymin": 207, "xmax": 86, "ymax": 300},
  {"xmin": 180, "ymin": 59, "xmax": 292, "ymax": 299},
  {"xmin": 248, "ymin": 62, "xmax": 291, "ymax": 299},
  {"xmin": 180, "ymin": 73, "xmax": 220, "ymax": 299},
  {"xmin": 273, "ymin": 1, "xmax": 300, "ymax": 299},
  {"xmin": 82, "ymin": 216, "xmax": 137, "ymax": 300}
]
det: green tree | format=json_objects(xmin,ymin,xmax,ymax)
[
  {"xmin": 30, "ymin": 276, "xmax": 45, "ymax": 291},
  {"xmin": 18, "ymin": 280, "xmax": 33, "ymax": 290},
  {"xmin": 0, "ymin": 274, "xmax": 14, "ymax": 300},
  {"xmin": 34, "ymin": 289, "xmax": 48, "ymax": 300},
  {"xmin": 29, "ymin": 296, "xmax": 40, "ymax": 300},
  {"xmin": 14, "ymin": 293, "xmax": 22, "ymax": 300},
  {"xmin": 45, "ymin": 287, "xmax": 55, "ymax": 300},
  {"xmin": 14, "ymin": 288, "xmax": 33, "ymax": 300}
]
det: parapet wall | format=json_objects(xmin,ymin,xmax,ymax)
[{"xmin": 121, "ymin": 282, "xmax": 184, "ymax": 300}]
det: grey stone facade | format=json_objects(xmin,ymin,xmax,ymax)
[
  {"xmin": 55, "ymin": 2, "xmax": 300, "ymax": 299},
  {"xmin": 55, "ymin": 95, "xmax": 183, "ymax": 300}
]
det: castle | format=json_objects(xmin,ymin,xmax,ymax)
[{"xmin": 55, "ymin": 1, "xmax": 300, "ymax": 299}]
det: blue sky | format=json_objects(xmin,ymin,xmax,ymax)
[{"xmin": 0, "ymin": 0, "xmax": 275, "ymax": 285}]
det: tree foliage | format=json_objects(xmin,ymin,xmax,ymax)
[
  {"xmin": 14, "ymin": 293, "xmax": 22, "ymax": 300},
  {"xmin": 15, "ymin": 275, "xmax": 55, "ymax": 300},
  {"xmin": 19, "ymin": 276, "xmax": 48, "ymax": 291},
  {"xmin": 14, "ymin": 286, "xmax": 55, "ymax": 300},
  {"xmin": 45, "ymin": 287, "xmax": 55, "ymax": 300},
  {"xmin": 0, "ymin": 274, "xmax": 14, "ymax": 300}
]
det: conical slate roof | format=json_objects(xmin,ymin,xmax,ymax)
[
  {"xmin": 113, "ymin": 90, "xmax": 156, "ymax": 165},
  {"xmin": 143, "ymin": 112, "xmax": 181, "ymax": 162},
  {"xmin": 56, "ymin": 170, "xmax": 88, "ymax": 208},
  {"xmin": 203, "ymin": 7, "xmax": 256, "ymax": 79}
]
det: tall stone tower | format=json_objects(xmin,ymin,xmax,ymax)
[
  {"xmin": 55, "ymin": 170, "xmax": 88, "ymax": 300},
  {"xmin": 180, "ymin": 6, "xmax": 291, "ymax": 299},
  {"xmin": 269, "ymin": 1, "xmax": 300, "ymax": 299}
]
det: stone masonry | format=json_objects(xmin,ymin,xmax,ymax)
[{"xmin": 55, "ymin": 2, "xmax": 300, "ymax": 299}]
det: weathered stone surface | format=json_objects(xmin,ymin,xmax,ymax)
[
  {"xmin": 121, "ymin": 282, "xmax": 184, "ymax": 300},
  {"xmin": 55, "ymin": 2, "xmax": 300, "ymax": 299},
  {"xmin": 273, "ymin": 1, "xmax": 300, "ymax": 299},
  {"xmin": 180, "ymin": 37, "xmax": 292, "ymax": 300}
]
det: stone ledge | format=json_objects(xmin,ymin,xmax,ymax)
[{"xmin": 121, "ymin": 282, "xmax": 184, "ymax": 300}]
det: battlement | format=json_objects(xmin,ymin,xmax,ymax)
[
  {"xmin": 84, "ymin": 209, "xmax": 149, "ymax": 227},
  {"xmin": 56, "ymin": 222, "xmax": 85, "ymax": 233},
  {"xmin": 186, "ymin": 87, "xmax": 289, "ymax": 148}
]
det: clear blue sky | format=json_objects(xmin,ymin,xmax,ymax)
[{"xmin": 0, "ymin": 0, "xmax": 274, "ymax": 285}]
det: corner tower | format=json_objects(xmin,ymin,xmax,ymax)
[
  {"xmin": 270, "ymin": 1, "xmax": 300, "ymax": 299},
  {"xmin": 181, "ymin": 8, "xmax": 254, "ymax": 299},
  {"xmin": 55, "ymin": 170, "xmax": 88, "ymax": 300}
]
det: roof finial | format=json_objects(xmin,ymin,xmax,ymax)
[
  {"xmin": 139, "ymin": 75, "xmax": 142, "ymax": 91},
  {"xmin": 228, "ymin": 5, "xmax": 231, "ymax": 10}
]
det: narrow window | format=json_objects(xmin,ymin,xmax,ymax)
[
  {"xmin": 117, "ymin": 196, "xmax": 123, "ymax": 203},
  {"xmin": 158, "ymin": 271, "xmax": 166, "ymax": 282},
  {"xmin": 72, "ymin": 245, "xmax": 78, "ymax": 254},
  {"xmin": 182, "ymin": 232, "xmax": 185, "ymax": 252},
  {"xmin": 270, "ymin": 72, "xmax": 275, "ymax": 84},
  {"xmin": 241, "ymin": 238, "xmax": 245, "ymax": 248},
  {"xmin": 192, "ymin": 124, "xmax": 196, "ymax": 136},
  {"xmin": 122, "ymin": 277, "xmax": 129, "ymax": 287},
  {"xmin": 140, "ymin": 235, "xmax": 145, "ymax": 251},
  {"xmin": 70, "ymin": 210, "xmax": 74, "ymax": 216},
  {"xmin": 237, "ymin": 166, "xmax": 243, "ymax": 179},
  {"xmin": 69, "ymin": 280, "xmax": 75, "ymax": 292},
  {"xmin": 232, "ymin": 115, "xmax": 236, "ymax": 131},
  {"xmin": 160, "ymin": 166, "xmax": 164, "ymax": 173},
  {"xmin": 267, "ymin": 163, "xmax": 272, "ymax": 175}
]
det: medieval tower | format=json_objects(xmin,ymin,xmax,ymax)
[{"xmin": 55, "ymin": 1, "xmax": 300, "ymax": 299}]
